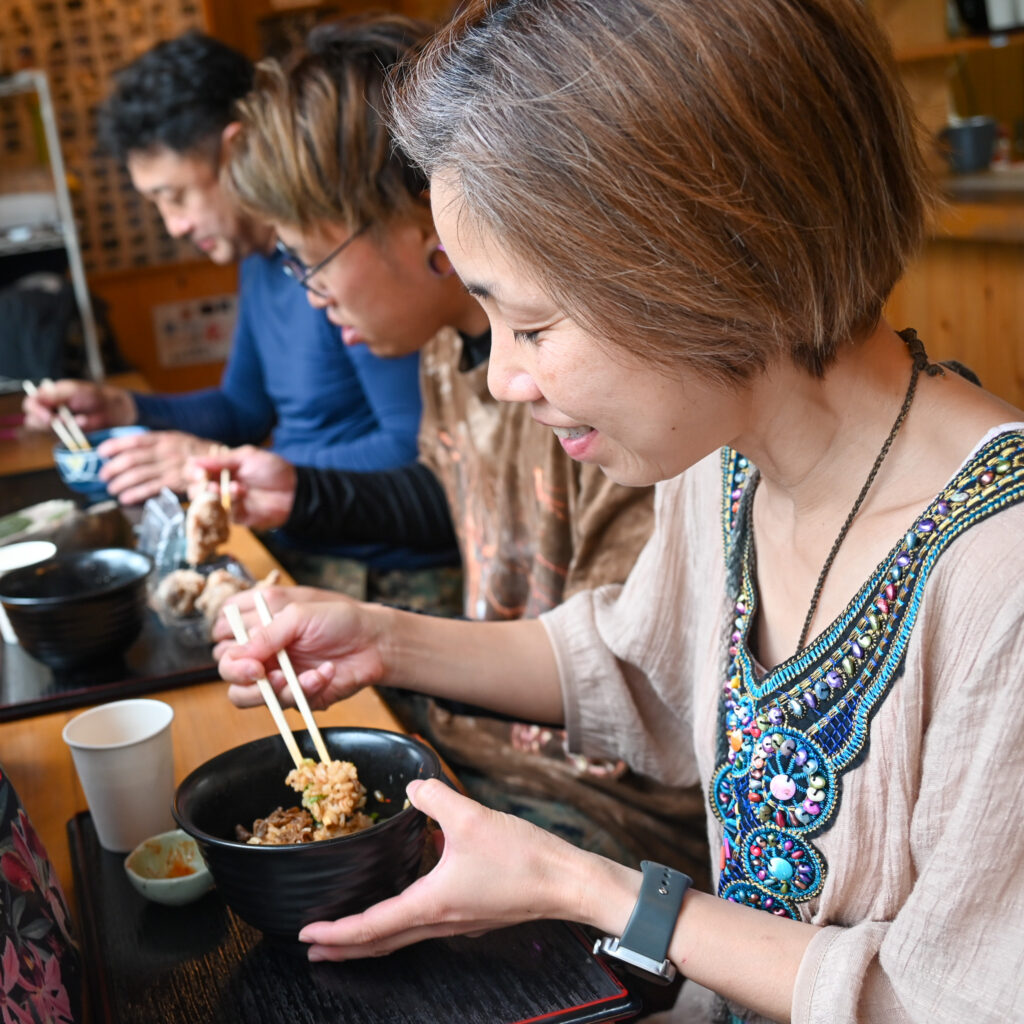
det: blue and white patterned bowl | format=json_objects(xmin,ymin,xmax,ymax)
[{"xmin": 53, "ymin": 426, "xmax": 148, "ymax": 503}]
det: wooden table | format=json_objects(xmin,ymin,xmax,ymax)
[
  {"xmin": 3, "ymin": 682, "xmax": 402, "ymax": 910},
  {"xmin": 0, "ymin": 522, "xmax": 403, "ymax": 903},
  {"xmin": 0, "ymin": 371, "xmax": 151, "ymax": 477}
]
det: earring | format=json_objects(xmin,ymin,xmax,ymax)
[{"xmin": 427, "ymin": 243, "xmax": 453, "ymax": 278}]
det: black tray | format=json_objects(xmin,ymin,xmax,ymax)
[
  {"xmin": 0, "ymin": 550, "xmax": 258, "ymax": 721},
  {"xmin": 0, "ymin": 605, "xmax": 219, "ymax": 721},
  {"xmin": 0, "ymin": 488, "xmax": 231, "ymax": 721},
  {"xmin": 68, "ymin": 812, "xmax": 641, "ymax": 1024}
]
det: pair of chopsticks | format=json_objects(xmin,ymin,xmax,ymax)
[
  {"xmin": 223, "ymin": 591, "xmax": 330, "ymax": 769},
  {"xmin": 22, "ymin": 379, "xmax": 92, "ymax": 452}
]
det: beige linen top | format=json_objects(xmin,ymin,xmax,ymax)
[{"xmin": 541, "ymin": 429, "xmax": 1024, "ymax": 1023}]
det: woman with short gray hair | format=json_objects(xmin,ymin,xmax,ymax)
[{"xmin": 219, "ymin": 2, "xmax": 1024, "ymax": 1020}]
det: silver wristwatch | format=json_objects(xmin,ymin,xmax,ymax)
[{"xmin": 593, "ymin": 860, "xmax": 691, "ymax": 984}]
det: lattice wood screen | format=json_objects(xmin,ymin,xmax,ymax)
[{"xmin": 0, "ymin": 0, "xmax": 206, "ymax": 273}]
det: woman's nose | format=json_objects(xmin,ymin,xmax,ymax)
[{"xmin": 486, "ymin": 328, "xmax": 542, "ymax": 404}]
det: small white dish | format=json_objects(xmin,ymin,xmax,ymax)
[
  {"xmin": 0, "ymin": 540, "xmax": 57, "ymax": 574},
  {"xmin": 124, "ymin": 828, "xmax": 214, "ymax": 906}
]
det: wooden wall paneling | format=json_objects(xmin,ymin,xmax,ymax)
[
  {"xmin": 200, "ymin": 0, "xmax": 457, "ymax": 61},
  {"xmin": 872, "ymin": 0, "xmax": 951, "ymax": 53},
  {"xmin": 954, "ymin": 46, "xmax": 1024, "ymax": 130},
  {"xmin": 89, "ymin": 259, "xmax": 239, "ymax": 392},
  {"xmin": 0, "ymin": 0, "xmax": 206, "ymax": 276},
  {"xmin": 898, "ymin": 58, "xmax": 958, "ymax": 174},
  {"xmin": 886, "ymin": 240, "xmax": 1024, "ymax": 408}
]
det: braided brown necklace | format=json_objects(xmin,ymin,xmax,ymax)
[{"xmin": 794, "ymin": 329, "xmax": 943, "ymax": 653}]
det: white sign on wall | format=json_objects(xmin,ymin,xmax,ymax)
[{"xmin": 152, "ymin": 294, "xmax": 237, "ymax": 368}]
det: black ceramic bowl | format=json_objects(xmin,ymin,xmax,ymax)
[
  {"xmin": 173, "ymin": 728, "xmax": 443, "ymax": 943},
  {"xmin": 0, "ymin": 547, "xmax": 153, "ymax": 670}
]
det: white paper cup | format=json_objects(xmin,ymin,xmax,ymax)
[{"xmin": 62, "ymin": 699, "xmax": 175, "ymax": 852}]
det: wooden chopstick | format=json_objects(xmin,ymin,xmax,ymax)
[
  {"xmin": 56, "ymin": 405, "xmax": 91, "ymax": 451},
  {"xmin": 252, "ymin": 590, "xmax": 331, "ymax": 764},
  {"xmin": 223, "ymin": 604, "xmax": 304, "ymax": 770},
  {"xmin": 22, "ymin": 380, "xmax": 82, "ymax": 452},
  {"xmin": 41, "ymin": 379, "xmax": 92, "ymax": 452},
  {"xmin": 220, "ymin": 467, "xmax": 231, "ymax": 512}
]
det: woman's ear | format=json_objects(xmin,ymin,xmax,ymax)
[{"xmin": 415, "ymin": 206, "xmax": 454, "ymax": 277}]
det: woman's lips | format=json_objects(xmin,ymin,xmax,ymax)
[{"xmin": 552, "ymin": 425, "xmax": 597, "ymax": 459}]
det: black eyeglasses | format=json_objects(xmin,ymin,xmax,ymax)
[{"xmin": 276, "ymin": 225, "xmax": 368, "ymax": 296}]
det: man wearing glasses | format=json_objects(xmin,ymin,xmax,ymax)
[{"xmin": 22, "ymin": 32, "xmax": 455, "ymax": 579}]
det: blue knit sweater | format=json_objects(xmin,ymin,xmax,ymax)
[
  {"xmin": 132, "ymin": 251, "xmax": 454, "ymax": 570},
  {"xmin": 133, "ymin": 251, "xmax": 422, "ymax": 470}
]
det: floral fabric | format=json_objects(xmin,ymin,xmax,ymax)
[{"xmin": 0, "ymin": 765, "xmax": 80, "ymax": 1024}]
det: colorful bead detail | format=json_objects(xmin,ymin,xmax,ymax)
[{"xmin": 712, "ymin": 432, "xmax": 1024, "ymax": 920}]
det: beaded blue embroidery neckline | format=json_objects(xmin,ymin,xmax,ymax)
[{"xmin": 710, "ymin": 430, "xmax": 1024, "ymax": 920}]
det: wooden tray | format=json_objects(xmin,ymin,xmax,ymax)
[{"xmin": 67, "ymin": 812, "xmax": 641, "ymax": 1024}]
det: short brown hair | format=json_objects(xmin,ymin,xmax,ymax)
[
  {"xmin": 392, "ymin": 0, "xmax": 938, "ymax": 380},
  {"xmin": 227, "ymin": 14, "xmax": 435, "ymax": 234}
]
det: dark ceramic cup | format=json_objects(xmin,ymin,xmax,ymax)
[
  {"xmin": 939, "ymin": 116, "xmax": 998, "ymax": 174},
  {"xmin": 0, "ymin": 547, "xmax": 152, "ymax": 669},
  {"xmin": 173, "ymin": 728, "xmax": 443, "ymax": 944}
]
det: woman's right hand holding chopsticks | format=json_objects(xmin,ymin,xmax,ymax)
[{"xmin": 215, "ymin": 589, "xmax": 392, "ymax": 711}]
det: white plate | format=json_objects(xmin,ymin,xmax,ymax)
[
  {"xmin": 0, "ymin": 540, "xmax": 56, "ymax": 574},
  {"xmin": 0, "ymin": 540, "xmax": 56, "ymax": 644}
]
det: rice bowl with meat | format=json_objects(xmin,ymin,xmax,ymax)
[
  {"xmin": 172, "ymin": 728, "xmax": 443, "ymax": 940},
  {"xmin": 237, "ymin": 757, "xmax": 380, "ymax": 845}
]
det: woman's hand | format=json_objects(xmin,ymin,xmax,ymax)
[
  {"xmin": 210, "ymin": 584, "xmax": 342, "ymax": 645},
  {"xmin": 187, "ymin": 446, "xmax": 297, "ymax": 530},
  {"xmin": 215, "ymin": 594, "xmax": 393, "ymax": 710},
  {"xmin": 298, "ymin": 778, "xmax": 638, "ymax": 960},
  {"xmin": 219, "ymin": 601, "xmax": 566, "ymax": 729}
]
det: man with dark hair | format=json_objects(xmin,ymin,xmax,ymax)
[
  {"xmin": 22, "ymin": 32, "xmax": 450, "ymax": 578},
  {"xmin": 97, "ymin": 30, "xmax": 254, "ymax": 165},
  {"xmin": 95, "ymin": 30, "xmax": 262, "ymax": 268}
]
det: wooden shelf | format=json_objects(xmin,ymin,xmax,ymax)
[
  {"xmin": 895, "ymin": 28, "xmax": 1024, "ymax": 63},
  {"xmin": 0, "ymin": 167, "xmax": 54, "ymax": 194},
  {"xmin": 928, "ymin": 168, "xmax": 1024, "ymax": 242},
  {"xmin": 944, "ymin": 166, "xmax": 1024, "ymax": 199},
  {"xmin": 0, "ymin": 224, "xmax": 64, "ymax": 257}
]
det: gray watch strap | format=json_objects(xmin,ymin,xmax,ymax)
[{"xmin": 619, "ymin": 860, "xmax": 691, "ymax": 961}]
